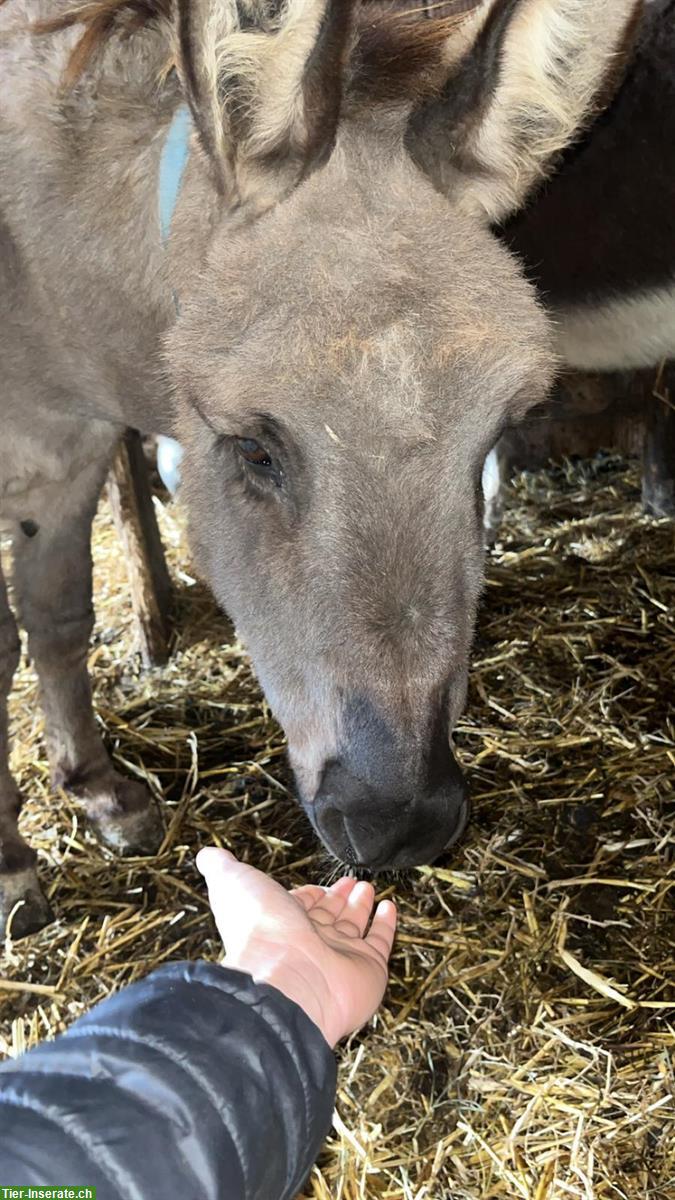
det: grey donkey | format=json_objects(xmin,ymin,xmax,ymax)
[{"xmin": 0, "ymin": 0, "xmax": 670, "ymax": 936}]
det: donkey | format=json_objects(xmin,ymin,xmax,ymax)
[{"xmin": 0, "ymin": 0, "xmax": 672, "ymax": 936}]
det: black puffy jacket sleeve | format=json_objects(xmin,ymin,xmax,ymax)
[{"xmin": 0, "ymin": 961, "xmax": 337, "ymax": 1200}]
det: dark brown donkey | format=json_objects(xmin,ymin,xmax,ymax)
[{"xmin": 0, "ymin": 0, "xmax": 671, "ymax": 935}]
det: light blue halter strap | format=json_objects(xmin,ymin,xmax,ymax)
[
  {"xmin": 159, "ymin": 104, "xmax": 191, "ymax": 244},
  {"xmin": 156, "ymin": 104, "xmax": 191, "ymax": 494}
]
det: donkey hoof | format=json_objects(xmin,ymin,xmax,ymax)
[
  {"xmin": 643, "ymin": 486, "xmax": 675, "ymax": 518},
  {"xmin": 0, "ymin": 868, "xmax": 54, "ymax": 940},
  {"xmin": 92, "ymin": 781, "xmax": 164, "ymax": 856}
]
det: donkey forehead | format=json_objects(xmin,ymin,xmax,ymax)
[
  {"xmin": 190, "ymin": 313, "xmax": 530, "ymax": 440},
  {"xmin": 179, "ymin": 314, "xmax": 553, "ymax": 462},
  {"xmin": 209, "ymin": 185, "xmax": 544, "ymax": 341},
  {"xmin": 176, "ymin": 165, "xmax": 554, "ymax": 431}
]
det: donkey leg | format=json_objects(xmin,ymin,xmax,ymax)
[
  {"xmin": 12, "ymin": 470, "xmax": 163, "ymax": 856},
  {"xmin": 0, "ymin": 550, "xmax": 53, "ymax": 938},
  {"xmin": 642, "ymin": 381, "xmax": 675, "ymax": 518}
]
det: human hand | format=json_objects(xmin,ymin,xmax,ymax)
[{"xmin": 196, "ymin": 847, "xmax": 397, "ymax": 1048}]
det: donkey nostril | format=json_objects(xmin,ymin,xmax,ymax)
[
  {"xmin": 318, "ymin": 803, "xmax": 349, "ymax": 853},
  {"xmin": 445, "ymin": 792, "xmax": 471, "ymax": 849}
]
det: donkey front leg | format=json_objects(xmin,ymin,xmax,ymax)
[
  {"xmin": 12, "ymin": 477, "xmax": 163, "ymax": 857},
  {"xmin": 0, "ymin": 549, "xmax": 53, "ymax": 937},
  {"xmin": 642, "ymin": 378, "xmax": 675, "ymax": 518}
]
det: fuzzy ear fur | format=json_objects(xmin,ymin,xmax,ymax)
[
  {"xmin": 406, "ymin": 0, "xmax": 643, "ymax": 223},
  {"xmin": 175, "ymin": 0, "xmax": 355, "ymax": 213}
]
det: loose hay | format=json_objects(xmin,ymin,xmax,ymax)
[{"xmin": 1, "ymin": 453, "xmax": 674, "ymax": 1200}]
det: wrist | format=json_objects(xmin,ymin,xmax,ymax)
[{"xmin": 225, "ymin": 946, "xmax": 339, "ymax": 1047}]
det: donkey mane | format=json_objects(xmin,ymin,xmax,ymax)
[
  {"xmin": 6, "ymin": 1, "xmax": 175, "ymax": 87},
  {"xmin": 350, "ymin": 2, "xmax": 479, "ymax": 102},
  {"xmin": 1, "ymin": 0, "xmax": 479, "ymax": 98}
]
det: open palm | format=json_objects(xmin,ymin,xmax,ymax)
[{"xmin": 197, "ymin": 847, "xmax": 397, "ymax": 1047}]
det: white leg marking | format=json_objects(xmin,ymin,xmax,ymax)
[
  {"xmin": 156, "ymin": 436, "xmax": 184, "ymax": 495},
  {"xmin": 482, "ymin": 447, "xmax": 504, "ymax": 541}
]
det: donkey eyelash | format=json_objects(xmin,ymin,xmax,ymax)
[
  {"xmin": 225, "ymin": 435, "xmax": 284, "ymax": 492},
  {"xmin": 239, "ymin": 460, "xmax": 285, "ymax": 495}
]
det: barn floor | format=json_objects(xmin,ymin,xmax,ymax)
[{"xmin": 1, "ymin": 455, "xmax": 674, "ymax": 1200}]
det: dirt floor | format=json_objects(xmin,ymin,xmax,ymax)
[{"xmin": 1, "ymin": 454, "xmax": 674, "ymax": 1200}]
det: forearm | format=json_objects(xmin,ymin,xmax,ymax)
[{"xmin": 0, "ymin": 961, "xmax": 337, "ymax": 1200}]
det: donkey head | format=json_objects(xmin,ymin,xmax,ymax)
[{"xmin": 168, "ymin": 0, "xmax": 640, "ymax": 869}]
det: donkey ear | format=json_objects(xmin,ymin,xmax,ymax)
[
  {"xmin": 175, "ymin": 0, "xmax": 355, "ymax": 212},
  {"xmin": 406, "ymin": 0, "xmax": 642, "ymax": 223}
]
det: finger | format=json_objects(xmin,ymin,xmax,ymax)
[
  {"xmin": 342, "ymin": 880, "xmax": 376, "ymax": 937},
  {"xmin": 290, "ymin": 877, "xmax": 355, "ymax": 905},
  {"xmin": 365, "ymin": 900, "xmax": 397, "ymax": 961},
  {"xmin": 291, "ymin": 874, "xmax": 360, "ymax": 913},
  {"xmin": 327, "ymin": 877, "xmax": 358, "ymax": 899},
  {"xmin": 333, "ymin": 917, "xmax": 364, "ymax": 938},
  {"xmin": 290, "ymin": 884, "xmax": 328, "ymax": 912},
  {"xmin": 308, "ymin": 885, "xmax": 355, "ymax": 925}
]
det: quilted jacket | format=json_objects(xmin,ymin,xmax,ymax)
[{"xmin": 0, "ymin": 962, "xmax": 337, "ymax": 1200}]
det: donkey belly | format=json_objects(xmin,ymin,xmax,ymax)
[
  {"xmin": 503, "ymin": 0, "xmax": 675, "ymax": 374},
  {"xmin": 554, "ymin": 283, "xmax": 675, "ymax": 371}
]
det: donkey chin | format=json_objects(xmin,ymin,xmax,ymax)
[{"xmin": 292, "ymin": 748, "xmax": 472, "ymax": 873}]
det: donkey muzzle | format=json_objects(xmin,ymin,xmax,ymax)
[{"xmin": 308, "ymin": 755, "xmax": 470, "ymax": 870}]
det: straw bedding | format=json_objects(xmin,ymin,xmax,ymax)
[{"xmin": 1, "ymin": 453, "xmax": 673, "ymax": 1200}]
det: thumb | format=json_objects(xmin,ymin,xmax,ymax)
[
  {"xmin": 196, "ymin": 847, "xmax": 252, "ymax": 946},
  {"xmin": 196, "ymin": 846, "xmax": 237, "ymax": 880},
  {"xmin": 195, "ymin": 846, "xmax": 287, "ymax": 947}
]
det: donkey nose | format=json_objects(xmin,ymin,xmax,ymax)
[{"xmin": 311, "ymin": 759, "xmax": 470, "ymax": 870}]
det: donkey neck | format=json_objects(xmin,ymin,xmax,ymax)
[{"xmin": 0, "ymin": 9, "xmax": 225, "ymax": 436}]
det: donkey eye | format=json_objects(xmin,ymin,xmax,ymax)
[
  {"xmin": 233, "ymin": 436, "xmax": 283, "ymax": 489},
  {"xmin": 235, "ymin": 438, "xmax": 272, "ymax": 468}
]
